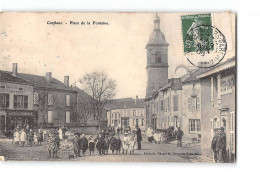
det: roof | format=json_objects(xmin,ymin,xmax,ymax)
[
  {"xmin": 4, "ymin": 71, "xmax": 77, "ymax": 93},
  {"xmin": 146, "ymin": 30, "xmax": 169, "ymax": 47},
  {"xmin": 106, "ymin": 98, "xmax": 145, "ymax": 110},
  {"xmin": 181, "ymin": 68, "xmax": 208, "ymax": 84},
  {"xmin": 72, "ymin": 86, "xmax": 93, "ymax": 101},
  {"xmin": 0, "ymin": 70, "xmax": 33, "ymax": 85},
  {"xmin": 196, "ymin": 57, "xmax": 236, "ymax": 78},
  {"xmin": 146, "ymin": 14, "xmax": 168, "ymax": 47},
  {"xmin": 145, "ymin": 57, "xmax": 236, "ymax": 101}
]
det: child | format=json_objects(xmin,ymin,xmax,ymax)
[
  {"xmin": 88, "ymin": 135, "xmax": 95, "ymax": 156},
  {"xmin": 129, "ymin": 135, "xmax": 136, "ymax": 155},
  {"xmin": 13, "ymin": 129, "xmax": 20, "ymax": 146},
  {"xmin": 20, "ymin": 129, "xmax": 27, "ymax": 147},
  {"xmin": 122, "ymin": 132, "xmax": 130, "ymax": 155},
  {"xmin": 116, "ymin": 136, "xmax": 122, "ymax": 154},
  {"xmin": 27, "ymin": 129, "xmax": 34, "ymax": 147},
  {"xmin": 34, "ymin": 132, "xmax": 38, "ymax": 146}
]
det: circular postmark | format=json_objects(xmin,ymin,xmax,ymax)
[{"xmin": 184, "ymin": 25, "xmax": 227, "ymax": 68}]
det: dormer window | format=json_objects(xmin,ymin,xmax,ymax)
[{"xmin": 155, "ymin": 52, "xmax": 161, "ymax": 63}]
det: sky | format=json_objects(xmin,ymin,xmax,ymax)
[{"xmin": 0, "ymin": 12, "xmax": 235, "ymax": 99}]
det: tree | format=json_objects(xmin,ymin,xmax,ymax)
[
  {"xmin": 34, "ymin": 90, "xmax": 50, "ymax": 126},
  {"xmin": 79, "ymin": 71, "xmax": 116, "ymax": 130},
  {"xmin": 73, "ymin": 99, "xmax": 93, "ymax": 124}
]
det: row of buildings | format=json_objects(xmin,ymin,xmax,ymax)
[
  {"xmin": 0, "ymin": 63, "xmax": 106, "ymax": 137},
  {"xmin": 144, "ymin": 14, "xmax": 236, "ymax": 162},
  {"xmin": 106, "ymin": 97, "xmax": 146, "ymax": 131}
]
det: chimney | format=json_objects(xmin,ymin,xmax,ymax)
[
  {"xmin": 64, "ymin": 76, "xmax": 69, "ymax": 86},
  {"xmin": 45, "ymin": 72, "xmax": 52, "ymax": 83},
  {"xmin": 135, "ymin": 95, "xmax": 138, "ymax": 105},
  {"xmin": 12, "ymin": 63, "xmax": 18, "ymax": 76}
]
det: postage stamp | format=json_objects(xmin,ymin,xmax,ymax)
[{"xmin": 181, "ymin": 14, "xmax": 227, "ymax": 68}]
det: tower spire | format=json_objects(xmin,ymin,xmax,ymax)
[{"xmin": 154, "ymin": 12, "xmax": 160, "ymax": 30}]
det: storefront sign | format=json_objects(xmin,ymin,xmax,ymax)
[
  {"xmin": 7, "ymin": 110, "xmax": 35, "ymax": 117},
  {"xmin": 0, "ymin": 84, "xmax": 31, "ymax": 95}
]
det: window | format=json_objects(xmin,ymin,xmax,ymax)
[
  {"xmin": 155, "ymin": 52, "xmax": 161, "ymax": 63},
  {"xmin": 188, "ymin": 97, "xmax": 200, "ymax": 111},
  {"xmin": 188, "ymin": 97, "xmax": 191, "ymax": 111},
  {"xmin": 173, "ymin": 95, "xmax": 178, "ymax": 111},
  {"xmin": 24, "ymin": 96, "xmax": 28, "ymax": 108},
  {"xmin": 48, "ymin": 111, "xmax": 54, "ymax": 123},
  {"xmin": 65, "ymin": 111, "xmax": 71, "ymax": 123},
  {"xmin": 33, "ymin": 92, "xmax": 39, "ymax": 105},
  {"xmin": 174, "ymin": 116, "xmax": 178, "ymax": 128},
  {"xmin": 197, "ymin": 97, "xmax": 200, "ymax": 110},
  {"xmin": 14, "ymin": 95, "xmax": 28, "ymax": 109},
  {"xmin": 160, "ymin": 100, "xmax": 164, "ymax": 111},
  {"xmin": 65, "ymin": 95, "xmax": 70, "ymax": 106},
  {"xmin": 133, "ymin": 110, "xmax": 136, "ymax": 116},
  {"xmin": 0, "ymin": 94, "xmax": 9, "ymax": 108},
  {"xmin": 141, "ymin": 110, "xmax": 144, "ymax": 117},
  {"xmin": 48, "ymin": 93, "xmax": 54, "ymax": 105},
  {"xmin": 189, "ymin": 119, "xmax": 201, "ymax": 132},
  {"xmin": 142, "ymin": 119, "xmax": 145, "ymax": 126}
]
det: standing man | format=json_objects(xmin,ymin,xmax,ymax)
[
  {"xmin": 211, "ymin": 128, "xmax": 219, "ymax": 162},
  {"xmin": 216, "ymin": 127, "xmax": 226, "ymax": 163},
  {"xmin": 136, "ymin": 126, "xmax": 142, "ymax": 150},
  {"xmin": 176, "ymin": 127, "xmax": 184, "ymax": 147},
  {"xmin": 146, "ymin": 125, "xmax": 154, "ymax": 143},
  {"xmin": 117, "ymin": 127, "xmax": 120, "ymax": 136},
  {"xmin": 73, "ymin": 133, "xmax": 80, "ymax": 157}
]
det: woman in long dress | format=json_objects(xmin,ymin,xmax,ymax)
[
  {"xmin": 13, "ymin": 129, "xmax": 20, "ymax": 146},
  {"xmin": 146, "ymin": 126, "xmax": 154, "ymax": 143},
  {"xmin": 122, "ymin": 132, "xmax": 130, "ymax": 155},
  {"xmin": 58, "ymin": 127, "xmax": 63, "ymax": 141},
  {"xmin": 20, "ymin": 129, "xmax": 27, "ymax": 147}
]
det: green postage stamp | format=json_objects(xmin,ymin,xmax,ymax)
[{"xmin": 181, "ymin": 13, "xmax": 227, "ymax": 68}]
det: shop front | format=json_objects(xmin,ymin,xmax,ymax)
[{"xmin": 0, "ymin": 109, "xmax": 37, "ymax": 136}]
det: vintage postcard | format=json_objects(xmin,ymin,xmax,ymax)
[{"xmin": 0, "ymin": 12, "xmax": 236, "ymax": 162}]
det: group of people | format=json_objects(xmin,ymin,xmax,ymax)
[
  {"xmin": 211, "ymin": 127, "xmax": 227, "ymax": 163},
  {"xmin": 72, "ymin": 126, "xmax": 142, "ymax": 157},
  {"xmin": 146, "ymin": 125, "xmax": 184, "ymax": 147},
  {"xmin": 13, "ymin": 126, "xmax": 45, "ymax": 147}
]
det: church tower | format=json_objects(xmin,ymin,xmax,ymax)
[{"xmin": 146, "ymin": 14, "xmax": 169, "ymax": 97}]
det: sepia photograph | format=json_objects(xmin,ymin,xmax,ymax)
[{"xmin": 0, "ymin": 12, "xmax": 236, "ymax": 163}]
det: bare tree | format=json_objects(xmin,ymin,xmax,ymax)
[
  {"xmin": 72, "ymin": 99, "xmax": 93, "ymax": 124},
  {"xmin": 34, "ymin": 90, "xmax": 49, "ymax": 126},
  {"xmin": 79, "ymin": 71, "xmax": 116, "ymax": 129}
]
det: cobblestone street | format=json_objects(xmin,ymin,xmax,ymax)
[{"xmin": 0, "ymin": 136, "xmax": 212, "ymax": 162}]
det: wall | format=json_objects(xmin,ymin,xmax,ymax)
[
  {"xmin": 200, "ymin": 69, "xmax": 236, "ymax": 159},
  {"xmin": 181, "ymin": 82, "xmax": 202, "ymax": 141},
  {"xmin": 34, "ymin": 88, "xmax": 77, "ymax": 128},
  {"xmin": 0, "ymin": 82, "xmax": 34, "ymax": 110}
]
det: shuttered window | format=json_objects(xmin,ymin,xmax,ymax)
[
  {"xmin": 65, "ymin": 111, "xmax": 71, "ymax": 123},
  {"xmin": 229, "ymin": 111, "xmax": 235, "ymax": 153},
  {"xmin": 173, "ymin": 95, "xmax": 178, "ymax": 111},
  {"xmin": 48, "ymin": 111, "xmax": 54, "ymax": 123}
]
